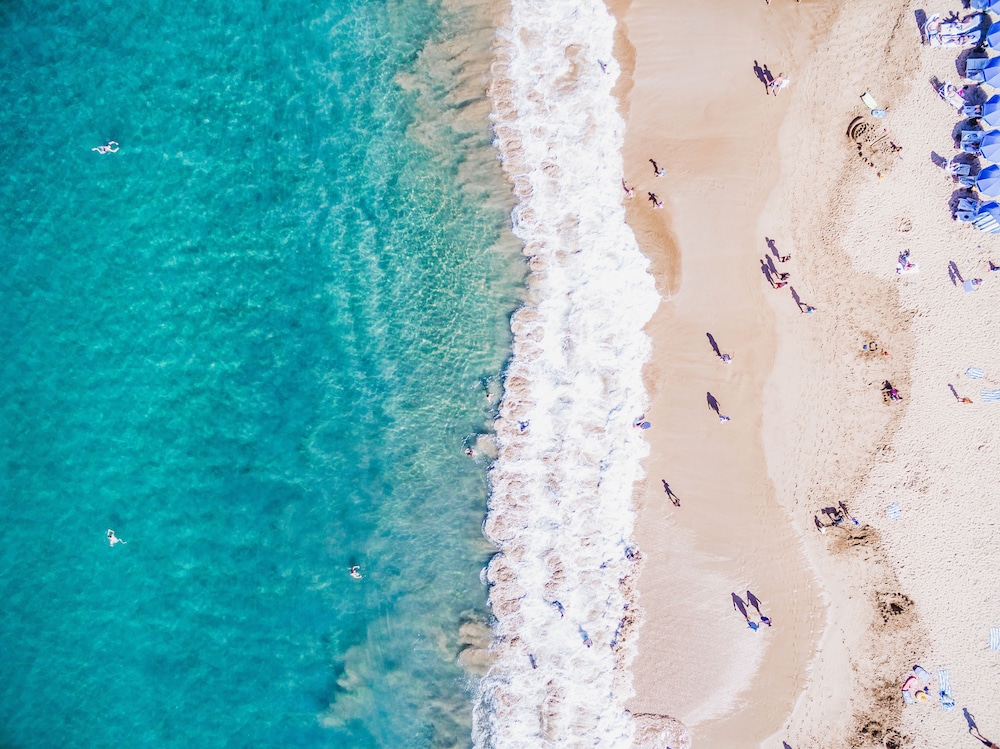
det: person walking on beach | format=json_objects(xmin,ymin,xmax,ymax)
[
  {"xmin": 661, "ymin": 479, "xmax": 680, "ymax": 506},
  {"xmin": 769, "ymin": 73, "xmax": 790, "ymax": 96},
  {"xmin": 732, "ymin": 593, "xmax": 758, "ymax": 630},
  {"xmin": 649, "ymin": 158, "xmax": 666, "ymax": 177},
  {"xmin": 621, "ymin": 178, "xmax": 635, "ymax": 198},
  {"xmin": 647, "ymin": 192, "xmax": 663, "ymax": 209}
]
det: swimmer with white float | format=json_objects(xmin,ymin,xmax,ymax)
[
  {"xmin": 349, "ymin": 565, "xmax": 362, "ymax": 579},
  {"xmin": 92, "ymin": 141, "xmax": 119, "ymax": 154},
  {"xmin": 107, "ymin": 529, "xmax": 126, "ymax": 546}
]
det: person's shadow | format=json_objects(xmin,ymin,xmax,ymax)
[
  {"xmin": 765, "ymin": 236, "xmax": 780, "ymax": 258},
  {"xmin": 949, "ymin": 260, "xmax": 965, "ymax": 286},
  {"xmin": 752, "ymin": 60, "xmax": 773, "ymax": 93},
  {"xmin": 707, "ymin": 392, "xmax": 721, "ymax": 414},
  {"xmin": 760, "ymin": 259, "xmax": 774, "ymax": 285},
  {"xmin": 732, "ymin": 592, "xmax": 749, "ymax": 618},
  {"xmin": 965, "ymin": 707, "xmax": 979, "ymax": 734},
  {"xmin": 661, "ymin": 479, "xmax": 681, "ymax": 506},
  {"xmin": 706, "ymin": 332, "xmax": 722, "ymax": 358}
]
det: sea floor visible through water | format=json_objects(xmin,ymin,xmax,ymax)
[{"xmin": 0, "ymin": 1, "xmax": 522, "ymax": 747}]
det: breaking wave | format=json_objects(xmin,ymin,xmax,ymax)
[{"xmin": 474, "ymin": 0, "xmax": 659, "ymax": 745}]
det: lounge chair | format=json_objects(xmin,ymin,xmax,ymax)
[
  {"xmin": 957, "ymin": 209, "xmax": 978, "ymax": 222},
  {"xmin": 966, "ymin": 56, "xmax": 990, "ymax": 82},
  {"xmin": 961, "ymin": 129, "xmax": 985, "ymax": 153},
  {"xmin": 939, "ymin": 82, "xmax": 967, "ymax": 110},
  {"xmin": 959, "ymin": 196, "xmax": 983, "ymax": 213},
  {"xmin": 925, "ymin": 14, "xmax": 986, "ymax": 48},
  {"xmin": 948, "ymin": 161, "xmax": 973, "ymax": 177},
  {"xmin": 964, "ymin": 103, "xmax": 984, "ymax": 118}
]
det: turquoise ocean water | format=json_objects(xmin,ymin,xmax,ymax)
[{"xmin": 0, "ymin": 1, "xmax": 522, "ymax": 746}]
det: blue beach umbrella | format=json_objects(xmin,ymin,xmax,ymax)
[
  {"xmin": 972, "ymin": 0, "xmax": 1000, "ymax": 11},
  {"xmin": 981, "ymin": 57, "xmax": 1000, "ymax": 87},
  {"xmin": 980, "ymin": 130, "xmax": 1000, "ymax": 162},
  {"xmin": 977, "ymin": 164, "xmax": 1000, "ymax": 196},
  {"xmin": 983, "ymin": 95, "xmax": 1000, "ymax": 128},
  {"xmin": 989, "ymin": 21, "xmax": 1000, "ymax": 48}
]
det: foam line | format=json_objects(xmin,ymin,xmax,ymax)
[{"xmin": 474, "ymin": 0, "xmax": 659, "ymax": 745}]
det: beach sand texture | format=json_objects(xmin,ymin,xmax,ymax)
[{"xmin": 612, "ymin": 0, "xmax": 1000, "ymax": 747}]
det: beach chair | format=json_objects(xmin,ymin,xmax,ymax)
[
  {"xmin": 961, "ymin": 130, "xmax": 985, "ymax": 153},
  {"xmin": 949, "ymin": 161, "xmax": 973, "ymax": 177},
  {"xmin": 959, "ymin": 197, "xmax": 984, "ymax": 214},
  {"xmin": 966, "ymin": 56, "xmax": 990, "ymax": 83},
  {"xmin": 964, "ymin": 103, "xmax": 984, "ymax": 118}
]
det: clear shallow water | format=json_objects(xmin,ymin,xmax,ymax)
[{"xmin": 0, "ymin": 1, "xmax": 521, "ymax": 747}]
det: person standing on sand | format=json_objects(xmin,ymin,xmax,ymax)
[{"xmin": 647, "ymin": 192, "xmax": 663, "ymax": 209}]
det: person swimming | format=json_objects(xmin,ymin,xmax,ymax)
[
  {"xmin": 92, "ymin": 140, "xmax": 119, "ymax": 154},
  {"xmin": 106, "ymin": 529, "xmax": 126, "ymax": 546},
  {"xmin": 349, "ymin": 565, "xmax": 362, "ymax": 579}
]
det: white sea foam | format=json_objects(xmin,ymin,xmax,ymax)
[{"xmin": 474, "ymin": 1, "xmax": 659, "ymax": 746}]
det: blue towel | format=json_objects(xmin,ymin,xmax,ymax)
[
  {"xmin": 965, "ymin": 366, "xmax": 984, "ymax": 379},
  {"xmin": 938, "ymin": 669, "xmax": 955, "ymax": 711},
  {"xmin": 982, "ymin": 389, "xmax": 1000, "ymax": 403},
  {"xmin": 991, "ymin": 627, "xmax": 1000, "ymax": 651},
  {"xmin": 887, "ymin": 502, "xmax": 901, "ymax": 519}
]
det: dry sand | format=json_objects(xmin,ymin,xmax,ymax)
[{"xmin": 610, "ymin": 0, "xmax": 1000, "ymax": 747}]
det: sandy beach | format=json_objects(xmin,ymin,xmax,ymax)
[{"xmin": 610, "ymin": 0, "xmax": 1000, "ymax": 747}]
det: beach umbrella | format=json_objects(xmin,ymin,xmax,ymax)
[
  {"xmin": 989, "ymin": 21, "xmax": 1000, "ymax": 48},
  {"xmin": 980, "ymin": 130, "xmax": 1000, "ymax": 162},
  {"xmin": 983, "ymin": 95, "xmax": 1000, "ymax": 128},
  {"xmin": 972, "ymin": 0, "xmax": 1000, "ymax": 11},
  {"xmin": 982, "ymin": 57, "xmax": 1000, "ymax": 87},
  {"xmin": 977, "ymin": 164, "xmax": 1000, "ymax": 195}
]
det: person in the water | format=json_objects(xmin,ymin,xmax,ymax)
[
  {"xmin": 92, "ymin": 141, "xmax": 119, "ymax": 154},
  {"xmin": 349, "ymin": 565, "xmax": 362, "ymax": 579},
  {"xmin": 106, "ymin": 529, "xmax": 126, "ymax": 546}
]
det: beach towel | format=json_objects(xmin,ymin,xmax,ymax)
[
  {"xmin": 966, "ymin": 367, "xmax": 985, "ymax": 379},
  {"xmin": 937, "ymin": 669, "xmax": 956, "ymax": 711},
  {"xmin": 982, "ymin": 389, "xmax": 1000, "ymax": 402},
  {"xmin": 991, "ymin": 627, "xmax": 1000, "ymax": 651},
  {"xmin": 963, "ymin": 279, "xmax": 982, "ymax": 293},
  {"xmin": 887, "ymin": 502, "xmax": 901, "ymax": 519}
]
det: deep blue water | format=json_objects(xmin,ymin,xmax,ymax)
[{"xmin": 0, "ymin": 1, "xmax": 520, "ymax": 746}]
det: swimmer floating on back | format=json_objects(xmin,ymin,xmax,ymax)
[
  {"xmin": 107, "ymin": 529, "xmax": 126, "ymax": 546},
  {"xmin": 92, "ymin": 141, "xmax": 119, "ymax": 154}
]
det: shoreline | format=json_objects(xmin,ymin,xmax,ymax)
[{"xmin": 476, "ymin": 0, "xmax": 659, "ymax": 744}]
